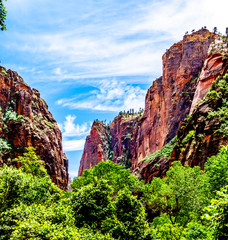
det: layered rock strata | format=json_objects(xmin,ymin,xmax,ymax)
[{"xmin": 0, "ymin": 67, "xmax": 68, "ymax": 190}]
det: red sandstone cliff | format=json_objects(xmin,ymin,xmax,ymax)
[
  {"xmin": 78, "ymin": 121, "xmax": 110, "ymax": 176},
  {"xmin": 78, "ymin": 114, "xmax": 141, "ymax": 176},
  {"xmin": 0, "ymin": 67, "xmax": 68, "ymax": 190},
  {"xmin": 190, "ymin": 36, "xmax": 228, "ymax": 113},
  {"xmin": 136, "ymin": 29, "xmax": 215, "ymax": 165},
  {"xmin": 79, "ymin": 29, "xmax": 218, "ymax": 177}
]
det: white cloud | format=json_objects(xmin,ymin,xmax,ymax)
[
  {"xmin": 57, "ymin": 79, "xmax": 147, "ymax": 112},
  {"xmin": 58, "ymin": 115, "xmax": 91, "ymax": 152},
  {"xmin": 3, "ymin": 0, "xmax": 228, "ymax": 85},
  {"xmin": 62, "ymin": 115, "xmax": 91, "ymax": 137},
  {"xmin": 63, "ymin": 139, "xmax": 85, "ymax": 151}
]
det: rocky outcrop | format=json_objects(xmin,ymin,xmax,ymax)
[
  {"xmin": 78, "ymin": 121, "xmax": 110, "ymax": 176},
  {"xmin": 136, "ymin": 156, "xmax": 169, "ymax": 182},
  {"xmin": 78, "ymin": 114, "xmax": 141, "ymax": 176},
  {"xmin": 79, "ymin": 29, "xmax": 218, "ymax": 177},
  {"xmin": 0, "ymin": 67, "xmax": 68, "ymax": 190},
  {"xmin": 190, "ymin": 36, "xmax": 228, "ymax": 113},
  {"xmin": 136, "ymin": 39, "xmax": 228, "ymax": 181},
  {"xmin": 110, "ymin": 114, "xmax": 141, "ymax": 167}
]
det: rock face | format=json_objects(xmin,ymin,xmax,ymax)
[
  {"xmin": 137, "ymin": 29, "xmax": 215, "ymax": 163},
  {"xmin": 79, "ymin": 29, "xmax": 219, "ymax": 177},
  {"xmin": 0, "ymin": 67, "xmax": 68, "ymax": 190},
  {"xmin": 171, "ymin": 68, "xmax": 228, "ymax": 168},
  {"xmin": 190, "ymin": 36, "xmax": 228, "ymax": 113},
  {"xmin": 78, "ymin": 121, "xmax": 110, "ymax": 176},
  {"xmin": 78, "ymin": 115, "xmax": 141, "ymax": 176},
  {"xmin": 190, "ymin": 53, "xmax": 224, "ymax": 114}
]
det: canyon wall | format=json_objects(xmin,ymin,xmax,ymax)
[
  {"xmin": 0, "ymin": 67, "xmax": 68, "ymax": 190},
  {"xmin": 136, "ymin": 29, "xmax": 215, "ymax": 164},
  {"xmin": 79, "ymin": 29, "xmax": 221, "ymax": 177}
]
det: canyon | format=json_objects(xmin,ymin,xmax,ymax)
[{"xmin": 79, "ymin": 29, "xmax": 228, "ymax": 180}]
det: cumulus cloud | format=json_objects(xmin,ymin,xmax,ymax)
[
  {"xmin": 57, "ymin": 79, "xmax": 147, "ymax": 112},
  {"xmin": 62, "ymin": 115, "xmax": 91, "ymax": 137},
  {"xmin": 58, "ymin": 115, "xmax": 91, "ymax": 152}
]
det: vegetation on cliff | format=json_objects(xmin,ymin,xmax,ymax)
[
  {"xmin": 171, "ymin": 72, "xmax": 228, "ymax": 168},
  {"xmin": 0, "ymin": 146, "xmax": 227, "ymax": 239},
  {"xmin": 0, "ymin": 0, "xmax": 7, "ymax": 31}
]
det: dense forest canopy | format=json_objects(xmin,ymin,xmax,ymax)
[{"xmin": 0, "ymin": 145, "xmax": 227, "ymax": 239}]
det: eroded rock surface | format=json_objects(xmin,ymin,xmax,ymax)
[
  {"xmin": 78, "ymin": 121, "xmax": 110, "ymax": 176},
  {"xmin": 137, "ymin": 29, "xmax": 215, "ymax": 163},
  {"xmin": 0, "ymin": 67, "xmax": 68, "ymax": 190}
]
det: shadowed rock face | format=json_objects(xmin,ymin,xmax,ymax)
[
  {"xmin": 110, "ymin": 114, "xmax": 141, "ymax": 168},
  {"xmin": 171, "ymin": 57, "xmax": 228, "ymax": 169},
  {"xmin": 79, "ymin": 29, "xmax": 218, "ymax": 177},
  {"xmin": 0, "ymin": 67, "xmax": 68, "ymax": 190}
]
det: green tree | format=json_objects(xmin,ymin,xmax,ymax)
[
  {"xmin": 144, "ymin": 162, "xmax": 210, "ymax": 226},
  {"xmin": 71, "ymin": 161, "xmax": 142, "ymax": 195},
  {"xmin": 12, "ymin": 147, "xmax": 47, "ymax": 178},
  {"xmin": 204, "ymin": 185, "xmax": 228, "ymax": 240},
  {"xmin": 0, "ymin": 0, "xmax": 7, "ymax": 31},
  {"xmin": 102, "ymin": 190, "xmax": 148, "ymax": 240},
  {"xmin": 72, "ymin": 179, "xmax": 114, "ymax": 229},
  {"xmin": 0, "ymin": 165, "xmax": 61, "ymax": 212},
  {"xmin": 205, "ymin": 145, "xmax": 228, "ymax": 195}
]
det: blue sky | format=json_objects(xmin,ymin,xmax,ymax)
[{"xmin": 0, "ymin": 0, "xmax": 227, "ymax": 178}]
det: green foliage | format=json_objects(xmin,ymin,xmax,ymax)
[
  {"xmin": 72, "ymin": 162, "xmax": 148, "ymax": 239},
  {"xmin": 0, "ymin": 138, "xmax": 12, "ymax": 156},
  {"xmin": 72, "ymin": 180, "xmax": 114, "ymax": 229},
  {"xmin": 2, "ymin": 107, "xmax": 25, "ymax": 123},
  {"xmin": 207, "ymin": 90, "xmax": 221, "ymax": 100},
  {"xmin": 203, "ymin": 185, "xmax": 228, "ymax": 240},
  {"xmin": 0, "ymin": 165, "xmax": 61, "ymax": 212},
  {"xmin": 44, "ymin": 117, "xmax": 56, "ymax": 129},
  {"xmin": 143, "ymin": 161, "xmax": 210, "ymax": 226},
  {"xmin": 150, "ymin": 214, "xmax": 186, "ymax": 240},
  {"xmin": 206, "ymin": 73, "xmax": 228, "ymax": 135},
  {"xmin": 182, "ymin": 130, "xmax": 195, "ymax": 145},
  {"xmin": 1, "ymin": 68, "xmax": 7, "ymax": 75},
  {"xmin": 142, "ymin": 136, "xmax": 177, "ymax": 163},
  {"xmin": 163, "ymin": 162, "xmax": 210, "ymax": 224},
  {"xmin": 71, "ymin": 160, "xmax": 142, "ymax": 194},
  {"xmin": 102, "ymin": 190, "xmax": 147, "ymax": 240},
  {"xmin": 0, "ymin": 0, "xmax": 7, "ymax": 31},
  {"xmin": 205, "ymin": 145, "xmax": 228, "ymax": 195},
  {"xmin": 0, "ymin": 202, "xmax": 76, "ymax": 240},
  {"xmin": 12, "ymin": 147, "xmax": 47, "ymax": 177},
  {"xmin": 0, "ymin": 146, "xmax": 227, "ymax": 239}
]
